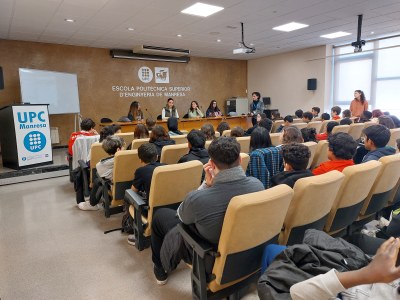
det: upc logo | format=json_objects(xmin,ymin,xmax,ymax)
[{"xmin": 23, "ymin": 131, "xmax": 46, "ymax": 152}]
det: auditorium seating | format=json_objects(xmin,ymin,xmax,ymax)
[
  {"xmin": 131, "ymin": 138, "xmax": 150, "ymax": 150},
  {"xmin": 279, "ymin": 170, "xmax": 344, "ymax": 245},
  {"xmin": 115, "ymin": 132, "xmax": 135, "ymax": 149},
  {"xmin": 302, "ymin": 141, "xmax": 318, "ymax": 169},
  {"xmin": 125, "ymin": 160, "xmax": 203, "ymax": 250},
  {"xmin": 388, "ymin": 128, "xmax": 400, "ymax": 149},
  {"xmin": 319, "ymin": 120, "xmax": 338, "ymax": 133},
  {"xmin": 271, "ymin": 120, "xmax": 284, "ymax": 133},
  {"xmin": 222, "ymin": 130, "xmax": 231, "ymax": 137},
  {"xmin": 324, "ymin": 160, "xmax": 381, "ymax": 236},
  {"xmin": 240, "ymin": 153, "xmax": 250, "ymax": 171},
  {"xmin": 269, "ymin": 133, "xmax": 281, "ymax": 146},
  {"xmin": 89, "ymin": 142, "xmax": 108, "ymax": 187},
  {"xmin": 331, "ymin": 125, "xmax": 350, "ymax": 134},
  {"xmin": 170, "ymin": 134, "xmax": 188, "ymax": 144},
  {"xmin": 348, "ymin": 123, "xmax": 365, "ymax": 140},
  {"xmin": 160, "ymin": 144, "xmax": 189, "ymax": 164},
  {"xmin": 306, "ymin": 121, "xmax": 322, "ymax": 133},
  {"xmin": 310, "ymin": 140, "xmax": 329, "ymax": 170},
  {"xmin": 291, "ymin": 123, "xmax": 307, "ymax": 130},
  {"xmin": 236, "ymin": 136, "xmax": 250, "ymax": 153},
  {"xmin": 179, "ymin": 185, "xmax": 293, "ymax": 300}
]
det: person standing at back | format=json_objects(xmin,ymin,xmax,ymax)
[
  {"xmin": 249, "ymin": 92, "xmax": 264, "ymax": 118},
  {"xmin": 350, "ymin": 90, "xmax": 368, "ymax": 117}
]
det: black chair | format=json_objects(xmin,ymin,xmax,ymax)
[{"xmin": 100, "ymin": 117, "xmax": 113, "ymax": 123}]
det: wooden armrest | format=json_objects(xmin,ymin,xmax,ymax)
[
  {"xmin": 177, "ymin": 224, "xmax": 215, "ymax": 259},
  {"xmin": 124, "ymin": 189, "xmax": 147, "ymax": 209}
]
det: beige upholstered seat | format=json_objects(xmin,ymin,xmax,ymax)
[
  {"xmin": 236, "ymin": 136, "xmax": 251, "ymax": 153},
  {"xmin": 324, "ymin": 160, "xmax": 382, "ymax": 235},
  {"xmin": 306, "ymin": 121, "xmax": 322, "ymax": 133},
  {"xmin": 103, "ymin": 150, "xmax": 141, "ymax": 217},
  {"xmin": 205, "ymin": 140, "xmax": 213, "ymax": 149},
  {"xmin": 292, "ymin": 118, "xmax": 303, "ymax": 124},
  {"xmin": 291, "ymin": 123, "xmax": 307, "ymax": 130},
  {"xmin": 388, "ymin": 128, "xmax": 400, "ymax": 149},
  {"xmin": 125, "ymin": 160, "xmax": 204, "ymax": 250},
  {"xmin": 215, "ymin": 132, "xmax": 221, "ymax": 138},
  {"xmin": 348, "ymin": 123, "xmax": 365, "ymax": 140},
  {"xmin": 302, "ymin": 141, "xmax": 318, "ymax": 169},
  {"xmin": 170, "ymin": 134, "xmax": 188, "ymax": 144},
  {"xmin": 271, "ymin": 120, "xmax": 284, "ymax": 133},
  {"xmin": 179, "ymin": 185, "xmax": 293, "ymax": 298},
  {"xmin": 240, "ymin": 153, "xmax": 250, "ymax": 171},
  {"xmin": 279, "ymin": 170, "xmax": 344, "ymax": 245},
  {"xmin": 362, "ymin": 121, "xmax": 376, "ymax": 129},
  {"xmin": 331, "ymin": 125, "xmax": 350, "ymax": 134},
  {"xmin": 270, "ymin": 133, "xmax": 281, "ymax": 146},
  {"xmin": 310, "ymin": 140, "xmax": 329, "ymax": 170},
  {"xmin": 131, "ymin": 138, "xmax": 150, "ymax": 150},
  {"xmin": 319, "ymin": 120, "xmax": 338, "ymax": 134},
  {"xmin": 89, "ymin": 142, "xmax": 108, "ymax": 186},
  {"xmin": 222, "ymin": 130, "xmax": 231, "ymax": 137},
  {"xmin": 160, "ymin": 143, "xmax": 189, "ymax": 164},
  {"xmin": 358, "ymin": 154, "xmax": 400, "ymax": 220},
  {"xmin": 115, "ymin": 132, "xmax": 135, "ymax": 149}
]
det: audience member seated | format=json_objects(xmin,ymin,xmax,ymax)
[
  {"xmin": 205, "ymin": 100, "xmax": 222, "ymax": 117},
  {"xmin": 389, "ymin": 115, "xmax": 400, "ymax": 128},
  {"xmin": 187, "ymin": 100, "xmax": 204, "ymax": 118},
  {"xmin": 276, "ymin": 115, "xmax": 293, "ymax": 133},
  {"xmin": 162, "ymin": 98, "xmax": 179, "ymax": 120},
  {"xmin": 134, "ymin": 124, "xmax": 149, "ymax": 139},
  {"xmin": 201, "ymin": 123, "xmax": 216, "ymax": 141},
  {"xmin": 271, "ymin": 143, "xmax": 313, "ymax": 188},
  {"xmin": 272, "ymin": 111, "xmax": 283, "ymax": 120},
  {"xmin": 216, "ymin": 121, "xmax": 230, "ymax": 136},
  {"xmin": 316, "ymin": 121, "xmax": 339, "ymax": 141},
  {"xmin": 331, "ymin": 106, "xmax": 341, "ymax": 120},
  {"xmin": 68, "ymin": 118, "xmax": 98, "ymax": 156},
  {"xmin": 178, "ymin": 130, "xmax": 209, "ymax": 166},
  {"xmin": 259, "ymin": 118, "xmax": 273, "ymax": 132},
  {"xmin": 313, "ymin": 133, "xmax": 357, "ymax": 175},
  {"xmin": 78, "ymin": 135, "xmax": 124, "ymax": 211},
  {"xmin": 145, "ymin": 118, "xmax": 156, "ymax": 131},
  {"xmin": 280, "ymin": 126, "xmax": 304, "ymax": 145},
  {"xmin": 99, "ymin": 126, "xmax": 115, "ymax": 143},
  {"xmin": 150, "ymin": 137, "xmax": 264, "ymax": 284},
  {"xmin": 245, "ymin": 113, "xmax": 267, "ymax": 135},
  {"xmin": 301, "ymin": 127, "xmax": 317, "ymax": 143},
  {"xmin": 149, "ymin": 125, "xmax": 176, "ymax": 161},
  {"xmin": 231, "ymin": 126, "xmax": 245, "ymax": 137},
  {"xmin": 371, "ymin": 109, "xmax": 383, "ymax": 123},
  {"xmin": 379, "ymin": 115, "xmax": 395, "ymax": 129},
  {"xmin": 302, "ymin": 111, "xmax": 313, "ymax": 123},
  {"xmin": 295, "ymin": 109, "xmax": 303, "ymax": 119},
  {"xmin": 246, "ymin": 127, "xmax": 284, "ymax": 189},
  {"xmin": 358, "ymin": 110, "xmax": 372, "ymax": 123},
  {"xmin": 342, "ymin": 109, "xmax": 351, "ymax": 119},
  {"xmin": 361, "ymin": 125, "xmax": 395, "ymax": 163},
  {"xmin": 311, "ymin": 107, "xmax": 320, "ymax": 119},
  {"xmin": 340, "ymin": 117, "xmax": 352, "ymax": 125},
  {"xmin": 167, "ymin": 117, "xmax": 183, "ymax": 136},
  {"xmin": 321, "ymin": 112, "xmax": 331, "ymax": 121}
]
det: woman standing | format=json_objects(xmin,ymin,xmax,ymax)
[
  {"xmin": 350, "ymin": 90, "xmax": 368, "ymax": 117},
  {"xmin": 206, "ymin": 100, "xmax": 222, "ymax": 117},
  {"xmin": 161, "ymin": 98, "xmax": 179, "ymax": 120},
  {"xmin": 188, "ymin": 101, "xmax": 204, "ymax": 118},
  {"xmin": 127, "ymin": 101, "xmax": 144, "ymax": 121}
]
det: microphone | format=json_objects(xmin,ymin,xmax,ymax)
[{"xmin": 145, "ymin": 108, "xmax": 155, "ymax": 120}]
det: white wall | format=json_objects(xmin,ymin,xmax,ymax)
[{"xmin": 248, "ymin": 45, "xmax": 332, "ymax": 117}]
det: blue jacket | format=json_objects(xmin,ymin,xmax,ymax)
[{"xmin": 362, "ymin": 146, "xmax": 396, "ymax": 163}]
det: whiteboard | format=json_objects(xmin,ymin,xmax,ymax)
[{"xmin": 19, "ymin": 68, "xmax": 80, "ymax": 115}]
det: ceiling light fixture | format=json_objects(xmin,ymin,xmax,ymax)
[
  {"xmin": 217, "ymin": 39, "xmax": 221, "ymax": 42},
  {"xmin": 320, "ymin": 31, "xmax": 351, "ymax": 39},
  {"xmin": 65, "ymin": 18, "xmax": 75, "ymax": 23},
  {"xmin": 181, "ymin": 2, "xmax": 224, "ymax": 17},
  {"xmin": 273, "ymin": 22, "xmax": 309, "ymax": 32},
  {"xmin": 177, "ymin": 34, "xmax": 182, "ymax": 37},
  {"xmin": 127, "ymin": 27, "xmax": 134, "ymax": 31}
]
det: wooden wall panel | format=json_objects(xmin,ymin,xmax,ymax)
[{"xmin": 0, "ymin": 39, "xmax": 247, "ymax": 145}]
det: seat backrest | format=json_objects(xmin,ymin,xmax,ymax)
[
  {"xmin": 331, "ymin": 125, "xmax": 350, "ymax": 134},
  {"xmin": 271, "ymin": 120, "xmax": 284, "ymax": 133},
  {"xmin": 348, "ymin": 123, "xmax": 365, "ymax": 140},
  {"xmin": 310, "ymin": 140, "xmax": 329, "ymax": 170},
  {"xmin": 292, "ymin": 118, "xmax": 303, "ymax": 124},
  {"xmin": 209, "ymin": 185, "xmax": 293, "ymax": 292},
  {"xmin": 360, "ymin": 154, "xmax": 400, "ymax": 217},
  {"xmin": 363, "ymin": 121, "xmax": 376, "ymax": 129},
  {"xmin": 269, "ymin": 133, "xmax": 281, "ymax": 146},
  {"xmin": 131, "ymin": 138, "xmax": 150, "ymax": 150},
  {"xmin": 112, "ymin": 150, "xmax": 142, "ymax": 203},
  {"xmin": 90, "ymin": 142, "xmax": 108, "ymax": 184},
  {"xmin": 145, "ymin": 160, "xmax": 204, "ymax": 236},
  {"xmin": 388, "ymin": 128, "xmax": 400, "ymax": 149},
  {"xmin": 292, "ymin": 123, "xmax": 307, "ymax": 130},
  {"xmin": 160, "ymin": 143, "xmax": 189, "ymax": 164},
  {"xmin": 236, "ymin": 136, "xmax": 251, "ymax": 153},
  {"xmin": 280, "ymin": 170, "xmax": 344, "ymax": 245},
  {"xmin": 222, "ymin": 130, "xmax": 231, "ymax": 137},
  {"xmin": 205, "ymin": 140, "xmax": 213, "ymax": 149},
  {"xmin": 302, "ymin": 141, "xmax": 318, "ymax": 169},
  {"xmin": 170, "ymin": 134, "xmax": 188, "ymax": 144},
  {"xmin": 215, "ymin": 132, "xmax": 221, "ymax": 138},
  {"xmin": 240, "ymin": 153, "xmax": 250, "ymax": 171},
  {"xmin": 324, "ymin": 160, "xmax": 382, "ymax": 233},
  {"xmin": 319, "ymin": 120, "xmax": 338, "ymax": 133},
  {"xmin": 307, "ymin": 121, "xmax": 322, "ymax": 133},
  {"xmin": 115, "ymin": 132, "xmax": 135, "ymax": 148}
]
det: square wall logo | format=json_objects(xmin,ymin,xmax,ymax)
[{"xmin": 155, "ymin": 67, "xmax": 170, "ymax": 83}]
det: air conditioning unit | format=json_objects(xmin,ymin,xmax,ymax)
[
  {"xmin": 133, "ymin": 45, "xmax": 190, "ymax": 57},
  {"xmin": 110, "ymin": 49, "xmax": 190, "ymax": 63},
  {"xmin": 225, "ymin": 97, "xmax": 249, "ymax": 116}
]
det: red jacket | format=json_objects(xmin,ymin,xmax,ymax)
[
  {"xmin": 312, "ymin": 159, "xmax": 354, "ymax": 176},
  {"xmin": 68, "ymin": 131, "xmax": 94, "ymax": 155}
]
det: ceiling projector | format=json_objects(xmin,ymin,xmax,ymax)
[{"xmin": 233, "ymin": 47, "xmax": 254, "ymax": 54}]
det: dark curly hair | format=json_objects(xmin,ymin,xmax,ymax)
[
  {"xmin": 328, "ymin": 133, "xmax": 357, "ymax": 160},
  {"xmin": 301, "ymin": 127, "xmax": 317, "ymax": 143},
  {"xmin": 281, "ymin": 143, "xmax": 311, "ymax": 170}
]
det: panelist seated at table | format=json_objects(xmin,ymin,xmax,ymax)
[
  {"xmin": 161, "ymin": 98, "xmax": 179, "ymax": 120},
  {"xmin": 127, "ymin": 101, "xmax": 144, "ymax": 121},
  {"xmin": 205, "ymin": 99, "xmax": 222, "ymax": 117},
  {"xmin": 187, "ymin": 100, "xmax": 204, "ymax": 118}
]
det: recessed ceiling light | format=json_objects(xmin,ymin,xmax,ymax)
[
  {"xmin": 273, "ymin": 22, "xmax": 309, "ymax": 32},
  {"xmin": 181, "ymin": 2, "xmax": 224, "ymax": 17},
  {"xmin": 250, "ymin": 43, "xmax": 254, "ymax": 46},
  {"xmin": 177, "ymin": 34, "xmax": 182, "ymax": 37},
  {"xmin": 217, "ymin": 39, "xmax": 221, "ymax": 42},
  {"xmin": 370, "ymin": 31, "xmax": 374, "ymax": 34},
  {"xmin": 320, "ymin": 31, "xmax": 351, "ymax": 39},
  {"xmin": 65, "ymin": 18, "xmax": 75, "ymax": 23},
  {"xmin": 127, "ymin": 27, "xmax": 134, "ymax": 31}
]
